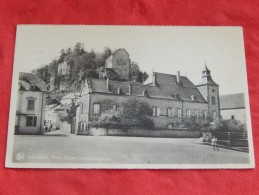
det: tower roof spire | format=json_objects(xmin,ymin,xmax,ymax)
[
  {"xmin": 203, "ymin": 61, "xmax": 210, "ymax": 72},
  {"xmin": 197, "ymin": 63, "xmax": 218, "ymax": 87}
]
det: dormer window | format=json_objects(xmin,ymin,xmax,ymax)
[
  {"xmin": 191, "ymin": 95, "xmax": 196, "ymax": 101},
  {"xmin": 30, "ymin": 84, "xmax": 36, "ymax": 90},
  {"xmin": 142, "ymin": 90, "xmax": 148, "ymax": 97},
  {"xmin": 117, "ymin": 87, "xmax": 121, "ymax": 94}
]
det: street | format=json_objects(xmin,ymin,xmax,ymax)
[{"xmin": 12, "ymin": 133, "xmax": 250, "ymax": 165}]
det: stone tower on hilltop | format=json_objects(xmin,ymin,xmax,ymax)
[
  {"xmin": 196, "ymin": 65, "xmax": 220, "ymax": 120},
  {"xmin": 105, "ymin": 48, "xmax": 131, "ymax": 81}
]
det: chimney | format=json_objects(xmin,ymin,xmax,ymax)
[
  {"xmin": 152, "ymin": 72, "xmax": 156, "ymax": 86},
  {"xmin": 177, "ymin": 71, "xmax": 180, "ymax": 84},
  {"xmin": 128, "ymin": 84, "xmax": 132, "ymax": 95},
  {"xmin": 106, "ymin": 77, "xmax": 109, "ymax": 90}
]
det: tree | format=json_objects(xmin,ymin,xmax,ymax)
[
  {"xmin": 48, "ymin": 59, "xmax": 59, "ymax": 76},
  {"xmin": 120, "ymin": 98, "xmax": 154, "ymax": 129},
  {"xmin": 96, "ymin": 67, "xmax": 120, "ymax": 80},
  {"xmin": 58, "ymin": 49, "xmax": 66, "ymax": 63},
  {"xmin": 130, "ymin": 62, "xmax": 149, "ymax": 83},
  {"xmin": 32, "ymin": 43, "xmax": 148, "ymax": 101},
  {"xmin": 31, "ymin": 65, "xmax": 51, "ymax": 82},
  {"xmin": 73, "ymin": 42, "xmax": 85, "ymax": 56},
  {"xmin": 210, "ymin": 116, "xmax": 225, "ymax": 131},
  {"xmin": 137, "ymin": 71, "xmax": 149, "ymax": 83},
  {"xmin": 103, "ymin": 47, "xmax": 112, "ymax": 59},
  {"xmin": 209, "ymin": 116, "xmax": 246, "ymax": 132}
]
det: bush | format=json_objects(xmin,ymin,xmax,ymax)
[
  {"xmin": 120, "ymin": 99, "xmax": 154, "ymax": 129},
  {"xmin": 91, "ymin": 98, "xmax": 154, "ymax": 130},
  {"xmin": 210, "ymin": 116, "xmax": 225, "ymax": 131},
  {"xmin": 209, "ymin": 116, "xmax": 246, "ymax": 131},
  {"xmin": 139, "ymin": 116, "xmax": 154, "ymax": 129},
  {"xmin": 91, "ymin": 110, "xmax": 121, "ymax": 129}
]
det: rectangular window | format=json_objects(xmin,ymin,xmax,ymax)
[
  {"xmin": 152, "ymin": 107, "xmax": 160, "ymax": 117},
  {"xmin": 186, "ymin": 109, "xmax": 191, "ymax": 118},
  {"xmin": 195, "ymin": 110, "xmax": 199, "ymax": 118},
  {"xmin": 93, "ymin": 103, "xmax": 101, "ymax": 115},
  {"xmin": 203, "ymin": 110, "xmax": 207, "ymax": 118},
  {"xmin": 177, "ymin": 108, "xmax": 182, "ymax": 118},
  {"xmin": 113, "ymin": 104, "xmax": 119, "ymax": 111},
  {"xmin": 167, "ymin": 108, "xmax": 174, "ymax": 117},
  {"xmin": 26, "ymin": 116, "xmax": 37, "ymax": 126},
  {"xmin": 27, "ymin": 99, "xmax": 35, "ymax": 110},
  {"xmin": 211, "ymin": 97, "xmax": 216, "ymax": 105}
]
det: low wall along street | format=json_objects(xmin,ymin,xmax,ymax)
[{"xmin": 89, "ymin": 128, "xmax": 202, "ymax": 138}]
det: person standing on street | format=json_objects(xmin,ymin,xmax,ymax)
[{"xmin": 211, "ymin": 135, "xmax": 219, "ymax": 151}]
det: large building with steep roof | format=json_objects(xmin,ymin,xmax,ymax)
[
  {"xmin": 76, "ymin": 50, "xmax": 220, "ymax": 134},
  {"xmin": 220, "ymin": 93, "xmax": 246, "ymax": 122},
  {"xmin": 16, "ymin": 72, "xmax": 48, "ymax": 134}
]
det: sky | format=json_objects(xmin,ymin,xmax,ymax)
[{"xmin": 13, "ymin": 25, "xmax": 248, "ymax": 95}]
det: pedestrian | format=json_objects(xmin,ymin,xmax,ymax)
[{"xmin": 211, "ymin": 135, "xmax": 219, "ymax": 151}]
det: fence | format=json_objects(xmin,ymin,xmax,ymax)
[
  {"xmin": 214, "ymin": 130, "xmax": 248, "ymax": 147},
  {"xmin": 88, "ymin": 127, "xmax": 202, "ymax": 138},
  {"xmin": 214, "ymin": 130, "xmax": 247, "ymax": 140}
]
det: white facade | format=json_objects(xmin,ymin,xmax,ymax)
[
  {"xmin": 16, "ymin": 90, "xmax": 46, "ymax": 134},
  {"xmin": 44, "ymin": 105, "xmax": 59, "ymax": 130}
]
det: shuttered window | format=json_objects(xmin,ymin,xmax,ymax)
[
  {"xmin": 27, "ymin": 99, "xmax": 35, "ymax": 110},
  {"xmin": 26, "ymin": 116, "xmax": 37, "ymax": 126},
  {"xmin": 152, "ymin": 107, "xmax": 160, "ymax": 117},
  {"xmin": 203, "ymin": 110, "xmax": 207, "ymax": 118},
  {"xmin": 93, "ymin": 103, "xmax": 101, "ymax": 115},
  {"xmin": 186, "ymin": 109, "xmax": 191, "ymax": 118},
  {"xmin": 167, "ymin": 108, "xmax": 174, "ymax": 117},
  {"xmin": 177, "ymin": 109, "xmax": 182, "ymax": 118},
  {"xmin": 195, "ymin": 110, "xmax": 199, "ymax": 118}
]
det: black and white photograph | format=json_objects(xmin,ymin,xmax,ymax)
[{"xmin": 5, "ymin": 25, "xmax": 254, "ymax": 168}]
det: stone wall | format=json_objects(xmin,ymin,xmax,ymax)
[{"xmin": 105, "ymin": 49, "xmax": 130, "ymax": 81}]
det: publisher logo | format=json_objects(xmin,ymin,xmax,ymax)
[{"xmin": 16, "ymin": 152, "xmax": 25, "ymax": 161}]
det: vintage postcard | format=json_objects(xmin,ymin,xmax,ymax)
[{"xmin": 5, "ymin": 25, "xmax": 255, "ymax": 169}]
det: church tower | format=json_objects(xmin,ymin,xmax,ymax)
[{"xmin": 196, "ymin": 65, "xmax": 220, "ymax": 120}]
